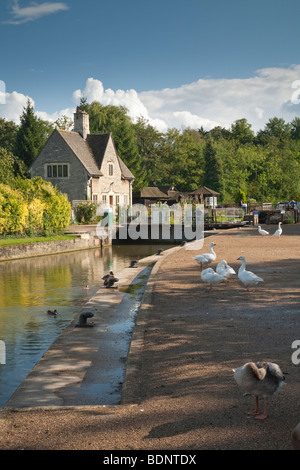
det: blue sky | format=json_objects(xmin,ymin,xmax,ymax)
[{"xmin": 1, "ymin": 0, "xmax": 300, "ymax": 131}]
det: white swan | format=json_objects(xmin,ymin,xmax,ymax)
[
  {"xmin": 272, "ymin": 222, "xmax": 282, "ymax": 238},
  {"xmin": 258, "ymin": 226, "xmax": 269, "ymax": 236},
  {"xmin": 233, "ymin": 361, "xmax": 285, "ymax": 420},
  {"xmin": 194, "ymin": 242, "xmax": 216, "ymax": 270},
  {"xmin": 237, "ymin": 256, "xmax": 264, "ymax": 291},
  {"xmin": 216, "ymin": 260, "xmax": 236, "ymax": 282},
  {"xmin": 201, "ymin": 267, "xmax": 226, "ymax": 290}
]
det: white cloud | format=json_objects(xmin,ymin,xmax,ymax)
[
  {"xmin": 139, "ymin": 65, "xmax": 300, "ymax": 132},
  {"xmin": 1, "ymin": 65, "xmax": 300, "ymax": 133},
  {"xmin": 5, "ymin": 1, "xmax": 69, "ymax": 24},
  {"xmin": 73, "ymin": 77, "xmax": 167, "ymax": 131},
  {"xmin": 0, "ymin": 91, "xmax": 33, "ymax": 122}
]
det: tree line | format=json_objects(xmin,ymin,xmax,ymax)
[{"xmin": 1, "ymin": 98, "xmax": 300, "ymax": 204}]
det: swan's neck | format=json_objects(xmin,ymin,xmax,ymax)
[
  {"xmin": 239, "ymin": 259, "xmax": 246, "ymax": 271},
  {"xmin": 210, "ymin": 245, "xmax": 215, "ymax": 254}
]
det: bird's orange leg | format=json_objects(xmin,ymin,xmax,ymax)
[
  {"xmin": 255, "ymin": 398, "xmax": 269, "ymax": 420},
  {"xmin": 246, "ymin": 396, "xmax": 261, "ymax": 416}
]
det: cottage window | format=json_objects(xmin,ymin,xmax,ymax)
[
  {"xmin": 93, "ymin": 194, "xmax": 98, "ymax": 202},
  {"xmin": 115, "ymin": 195, "xmax": 120, "ymax": 205},
  {"xmin": 46, "ymin": 164, "xmax": 69, "ymax": 178},
  {"xmin": 102, "ymin": 195, "xmax": 107, "ymax": 203},
  {"xmin": 109, "ymin": 164, "xmax": 113, "ymax": 176}
]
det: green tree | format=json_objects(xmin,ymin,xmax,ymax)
[
  {"xmin": 14, "ymin": 100, "xmax": 53, "ymax": 168},
  {"xmin": 0, "ymin": 146, "xmax": 28, "ymax": 184},
  {"xmin": 291, "ymin": 117, "xmax": 300, "ymax": 140},
  {"xmin": 0, "ymin": 118, "xmax": 19, "ymax": 153},
  {"xmin": 55, "ymin": 115, "xmax": 73, "ymax": 131},
  {"xmin": 133, "ymin": 117, "xmax": 164, "ymax": 186},
  {"xmin": 230, "ymin": 118, "xmax": 254, "ymax": 145},
  {"xmin": 256, "ymin": 117, "xmax": 291, "ymax": 145},
  {"xmin": 203, "ymin": 139, "xmax": 225, "ymax": 197}
]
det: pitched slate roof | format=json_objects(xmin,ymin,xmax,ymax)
[
  {"xmin": 87, "ymin": 133, "xmax": 134, "ymax": 180},
  {"xmin": 57, "ymin": 129, "xmax": 102, "ymax": 176},
  {"xmin": 58, "ymin": 130, "xmax": 134, "ymax": 180},
  {"xmin": 190, "ymin": 186, "xmax": 220, "ymax": 196},
  {"xmin": 136, "ymin": 187, "xmax": 169, "ymax": 198}
]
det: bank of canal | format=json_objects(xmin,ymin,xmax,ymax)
[{"xmin": 0, "ymin": 244, "xmax": 173, "ymax": 407}]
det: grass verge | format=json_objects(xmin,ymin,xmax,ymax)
[{"xmin": 0, "ymin": 234, "xmax": 77, "ymax": 247}]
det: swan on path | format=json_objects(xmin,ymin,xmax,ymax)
[
  {"xmin": 272, "ymin": 222, "xmax": 282, "ymax": 238},
  {"xmin": 216, "ymin": 260, "xmax": 236, "ymax": 282},
  {"xmin": 201, "ymin": 267, "xmax": 226, "ymax": 290},
  {"xmin": 258, "ymin": 226, "xmax": 269, "ymax": 236},
  {"xmin": 237, "ymin": 256, "xmax": 264, "ymax": 291},
  {"xmin": 194, "ymin": 242, "xmax": 216, "ymax": 271},
  {"xmin": 233, "ymin": 361, "xmax": 285, "ymax": 420}
]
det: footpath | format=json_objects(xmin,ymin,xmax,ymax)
[{"xmin": 0, "ymin": 224, "xmax": 299, "ymax": 450}]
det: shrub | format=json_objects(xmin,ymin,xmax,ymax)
[
  {"xmin": 0, "ymin": 177, "xmax": 71, "ymax": 236},
  {"xmin": 235, "ymin": 189, "xmax": 247, "ymax": 204},
  {"xmin": 0, "ymin": 184, "xmax": 28, "ymax": 235},
  {"xmin": 76, "ymin": 202, "xmax": 97, "ymax": 223}
]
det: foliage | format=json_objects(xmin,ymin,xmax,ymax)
[
  {"xmin": 0, "ymin": 118, "xmax": 19, "ymax": 154},
  {"xmin": 54, "ymin": 115, "xmax": 73, "ymax": 131},
  {"xmin": 0, "ymin": 184, "xmax": 28, "ymax": 235},
  {"xmin": 0, "ymin": 147, "xmax": 28, "ymax": 185},
  {"xmin": 235, "ymin": 189, "xmax": 247, "ymax": 204},
  {"xmin": 75, "ymin": 201, "xmax": 97, "ymax": 223},
  {"xmin": 0, "ymin": 177, "xmax": 71, "ymax": 236},
  {"xmin": 14, "ymin": 99, "xmax": 54, "ymax": 169},
  {"xmin": 2, "ymin": 98, "xmax": 300, "ymax": 204}
]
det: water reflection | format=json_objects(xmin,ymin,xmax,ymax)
[{"xmin": 0, "ymin": 244, "xmax": 167, "ymax": 407}]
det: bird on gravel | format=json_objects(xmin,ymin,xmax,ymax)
[
  {"xmin": 201, "ymin": 267, "xmax": 226, "ymax": 290},
  {"xmin": 258, "ymin": 226, "xmax": 270, "ymax": 237},
  {"xmin": 194, "ymin": 242, "xmax": 217, "ymax": 271},
  {"xmin": 216, "ymin": 260, "xmax": 236, "ymax": 282},
  {"xmin": 272, "ymin": 222, "xmax": 283, "ymax": 238},
  {"xmin": 233, "ymin": 361, "xmax": 286, "ymax": 420},
  {"xmin": 237, "ymin": 256, "xmax": 264, "ymax": 291}
]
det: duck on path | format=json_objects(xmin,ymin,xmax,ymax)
[
  {"xmin": 194, "ymin": 242, "xmax": 217, "ymax": 271},
  {"xmin": 102, "ymin": 271, "xmax": 114, "ymax": 286},
  {"xmin": 237, "ymin": 256, "xmax": 264, "ymax": 291},
  {"xmin": 216, "ymin": 260, "xmax": 236, "ymax": 282},
  {"xmin": 233, "ymin": 361, "xmax": 286, "ymax": 420},
  {"xmin": 272, "ymin": 222, "xmax": 282, "ymax": 238},
  {"xmin": 201, "ymin": 267, "xmax": 226, "ymax": 290},
  {"xmin": 258, "ymin": 226, "xmax": 269, "ymax": 237}
]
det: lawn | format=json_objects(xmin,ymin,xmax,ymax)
[{"xmin": 0, "ymin": 234, "xmax": 77, "ymax": 247}]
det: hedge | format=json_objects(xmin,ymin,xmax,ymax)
[{"xmin": 0, "ymin": 177, "xmax": 71, "ymax": 236}]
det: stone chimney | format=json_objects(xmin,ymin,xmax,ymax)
[{"xmin": 74, "ymin": 107, "xmax": 90, "ymax": 140}]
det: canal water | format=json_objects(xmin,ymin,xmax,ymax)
[{"xmin": 0, "ymin": 244, "xmax": 169, "ymax": 407}]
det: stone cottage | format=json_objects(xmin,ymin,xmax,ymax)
[{"xmin": 29, "ymin": 108, "xmax": 135, "ymax": 209}]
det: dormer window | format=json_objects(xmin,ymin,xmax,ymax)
[{"xmin": 108, "ymin": 163, "xmax": 113, "ymax": 176}]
